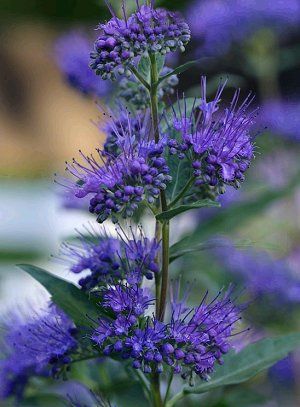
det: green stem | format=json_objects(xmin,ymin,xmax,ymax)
[
  {"xmin": 168, "ymin": 176, "xmax": 195, "ymax": 209},
  {"xmin": 149, "ymin": 53, "xmax": 160, "ymax": 143},
  {"xmin": 151, "ymin": 373, "xmax": 164, "ymax": 407},
  {"xmin": 71, "ymin": 353, "xmax": 103, "ymax": 364},
  {"xmin": 130, "ymin": 65, "xmax": 151, "ymax": 90},
  {"xmin": 163, "ymin": 372, "xmax": 174, "ymax": 406},
  {"xmin": 132, "ymin": 369, "xmax": 152, "ymax": 402},
  {"xmin": 155, "ymin": 221, "xmax": 162, "ymax": 318},
  {"xmin": 158, "ymin": 221, "xmax": 169, "ymax": 321},
  {"xmin": 147, "ymin": 51, "xmax": 169, "ymax": 406}
]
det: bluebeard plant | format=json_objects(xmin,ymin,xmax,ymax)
[
  {"xmin": 188, "ymin": 0, "xmax": 300, "ymax": 56},
  {"xmin": 92, "ymin": 285, "xmax": 241, "ymax": 380},
  {"xmin": 8, "ymin": 1, "xmax": 295, "ymax": 405},
  {"xmin": 60, "ymin": 77, "xmax": 256, "ymax": 219},
  {"xmin": 215, "ymin": 240, "xmax": 300, "ymax": 304},
  {"xmin": 61, "ymin": 112, "xmax": 171, "ymax": 223},
  {"xmin": 0, "ymin": 304, "xmax": 77, "ymax": 400},
  {"xmin": 60, "ymin": 225, "xmax": 160, "ymax": 289},
  {"xmin": 260, "ymin": 100, "xmax": 300, "ymax": 142},
  {"xmin": 90, "ymin": 2, "xmax": 190, "ymax": 80},
  {"xmin": 55, "ymin": 30, "xmax": 110, "ymax": 98},
  {"xmin": 166, "ymin": 77, "xmax": 256, "ymax": 198}
]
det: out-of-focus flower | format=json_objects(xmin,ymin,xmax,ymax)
[
  {"xmin": 215, "ymin": 240, "xmax": 300, "ymax": 304},
  {"xmin": 92, "ymin": 284, "xmax": 242, "ymax": 381},
  {"xmin": 60, "ymin": 225, "xmax": 160, "ymax": 290},
  {"xmin": 59, "ymin": 188, "xmax": 91, "ymax": 211},
  {"xmin": 187, "ymin": 0, "xmax": 300, "ymax": 56},
  {"xmin": 55, "ymin": 30, "xmax": 110, "ymax": 98},
  {"xmin": 269, "ymin": 355, "xmax": 296, "ymax": 388},
  {"xmin": 255, "ymin": 147, "xmax": 300, "ymax": 188},
  {"xmin": 260, "ymin": 100, "xmax": 300, "ymax": 142},
  {"xmin": 167, "ymin": 76, "xmax": 257, "ymax": 198},
  {"xmin": 0, "ymin": 304, "xmax": 77, "ymax": 400},
  {"xmin": 90, "ymin": 3, "xmax": 190, "ymax": 80}
]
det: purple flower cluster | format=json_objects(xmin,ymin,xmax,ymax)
[
  {"xmin": 92, "ymin": 285, "xmax": 241, "ymax": 380},
  {"xmin": 215, "ymin": 240, "xmax": 300, "ymax": 304},
  {"xmin": 167, "ymin": 77, "xmax": 256, "ymax": 196},
  {"xmin": 63, "ymin": 113, "xmax": 171, "ymax": 223},
  {"xmin": 90, "ymin": 3, "xmax": 190, "ymax": 80},
  {"xmin": 119, "ymin": 66, "xmax": 179, "ymax": 110},
  {"xmin": 61, "ymin": 226, "xmax": 160, "ymax": 290},
  {"xmin": 188, "ymin": 0, "xmax": 300, "ymax": 56},
  {"xmin": 55, "ymin": 31, "xmax": 110, "ymax": 98},
  {"xmin": 0, "ymin": 304, "xmax": 77, "ymax": 400},
  {"xmin": 260, "ymin": 99, "xmax": 300, "ymax": 142}
]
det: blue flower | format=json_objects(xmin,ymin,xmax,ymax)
[
  {"xmin": 0, "ymin": 304, "xmax": 77, "ymax": 400},
  {"xmin": 92, "ymin": 284, "xmax": 242, "ymax": 380},
  {"xmin": 60, "ymin": 225, "xmax": 160, "ymax": 289},
  {"xmin": 187, "ymin": 0, "xmax": 300, "ymax": 56},
  {"xmin": 60, "ymin": 112, "xmax": 171, "ymax": 223},
  {"xmin": 90, "ymin": 2, "xmax": 190, "ymax": 80},
  {"xmin": 215, "ymin": 239, "xmax": 300, "ymax": 305},
  {"xmin": 167, "ymin": 76, "xmax": 257, "ymax": 196},
  {"xmin": 55, "ymin": 30, "xmax": 110, "ymax": 97},
  {"xmin": 260, "ymin": 99, "xmax": 300, "ymax": 142}
]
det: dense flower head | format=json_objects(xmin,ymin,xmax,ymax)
[
  {"xmin": 118, "ymin": 66, "xmax": 179, "ymax": 110},
  {"xmin": 61, "ymin": 111, "xmax": 171, "ymax": 223},
  {"xmin": 55, "ymin": 30, "xmax": 110, "ymax": 97},
  {"xmin": 215, "ymin": 239, "xmax": 300, "ymax": 304},
  {"xmin": 166, "ymin": 76, "xmax": 256, "ymax": 197},
  {"xmin": 0, "ymin": 304, "xmax": 77, "ymax": 400},
  {"xmin": 188, "ymin": 0, "xmax": 300, "ymax": 56},
  {"xmin": 260, "ymin": 99, "xmax": 300, "ymax": 142},
  {"xmin": 60, "ymin": 225, "xmax": 160, "ymax": 290},
  {"xmin": 92, "ymin": 284, "xmax": 242, "ymax": 381},
  {"xmin": 90, "ymin": 2, "xmax": 190, "ymax": 80}
]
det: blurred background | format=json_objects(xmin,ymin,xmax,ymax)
[{"xmin": 1, "ymin": 0, "xmax": 300, "ymax": 406}]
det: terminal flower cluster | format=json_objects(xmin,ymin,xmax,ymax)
[{"xmin": 90, "ymin": 3, "xmax": 190, "ymax": 80}]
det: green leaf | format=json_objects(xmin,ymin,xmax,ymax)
[
  {"xmin": 156, "ymin": 200, "xmax": 220, "ymax": 222},
  {"xmin": 166, "ymin": 156, "xmax": 193, "ymax": 202},
  {"xmin": 171, "ymin": 174, "xmax": 300, "ymax": 256},
  {"xmin": 21, "ymin": 394, "xmax": 68, "ymax": 407},
  {"xmin": 137, "ymin": 54, "xmax": 150, "ymax": 80},
  {"xmin": 186, "ymin": 333, "xmax": 300, "ymax": 395},
  {"xmin": 18, "ymin": 264, "xmax": 101, "ymax": 328},
  {"xmin": 221, "ymin": 388, "xmax": 268, "ymax": 407},
  {"xmin": 158, "ymin": 59, "xmax": 200, "ymax": 83},
  {"xmin": 169, "ymin": 238, "xmax": 253, "ymax": 263},
  {"xmin": 167, "ymin": 333, "xmax": 300, "ymax": 406},
  {"xmin": 162, "ymin": 98, "xmax": 200, "ymax": 201}
]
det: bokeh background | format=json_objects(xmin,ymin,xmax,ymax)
[{"xmin": 1, "ymin": 0, "xmax": 300, "ymax": 406}]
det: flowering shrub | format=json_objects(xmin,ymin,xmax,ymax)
[{"xmin": 4, "ymin": 1, "xmax": 300, "ymax": 406}]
